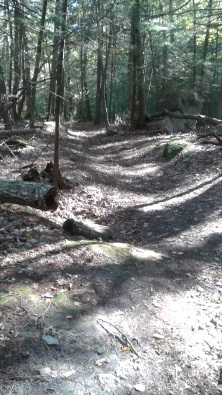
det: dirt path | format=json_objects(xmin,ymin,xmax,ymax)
[{"xmin": 0, "ymin": 123, "xmax": 222, "ymax": 394}]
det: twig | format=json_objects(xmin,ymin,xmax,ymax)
[
  {"xmin": 36, "ymin": 301, "xmax": 52, "ymax": 331},
  {"xmin": 212, "ymin": 131, "xmax": 222, "ymax": 145},
  {"xmin": 97, "ymin": 318, "xmax": 140, "ymax": 358},
  {"xmin": 20, "ymin": 141, "xmax": 52, "ymax": 174}
]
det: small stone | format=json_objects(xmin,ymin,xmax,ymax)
[
  {"xmin": 96, "ymin": 346, "xmax": 105, "ymax": 355},
  {"xmin": 134, "ymin": 383, "xmax": 146, "ymax": 392},
  {"xmin": 106, "ymin": 354, "xmax": 119, "ymax": 366},
  {"xmin": 35, "ymin": 367, "xmax": 52, "ymax": 376},
  {"xmin": 42, "ymin": 335, "xmax": 59, "ymax": 346}
]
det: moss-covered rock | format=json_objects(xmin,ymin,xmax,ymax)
[
  {"xmin": 162, "ymin": 141, "xmax": 186, "ymax": 158},
  {"xmin": 6, "ymin": 138, "xmax": 28, "ymax": 147}
]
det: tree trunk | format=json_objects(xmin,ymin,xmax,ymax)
[
  {"xmin": 216, "ymin": 85, "xmax": 222, "ymax": 119},
  {"xmin": 198, "ymin": 0, "xmax": 212, "ymax": 95},
  {"xmin": 94, "ymin": 42, "xmax": 103, "ymax": 125},
  {"xmin": 30, "ymin": 0, "xmax": 48, "ymax": 128},
  {"xmin": 130, "ymin": 0, "xmax": 145, "ymax": 129},
  {"xmin": 53, "ymin": 0, "xmax": 68, "ymax": 188},
  {"xmin": 11, "ymin": 0, "xmax": 22, "ymax": 123},
  {"xmin": 0, "ymin": 180, "xmax": 58, "ymax": 211},
  {"xmin": 192, "ymin": 0, "xmax": 197, "ymax": 87},
  {"xmin": 46, "ymin": 0, "xmax": 61, "ymax": 121},
  {"xmin": 0, "ymin": 63, "xmax": 12, "ymax": 129},
  {"xmin": 94, "ymin": 0, "xmax": 103, "ymax": 125}
]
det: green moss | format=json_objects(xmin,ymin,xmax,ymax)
[
  {"xmin": 6, "ymin": 138, "xmax": 28, "ymax": 147},
  {"xmin": 0, "ymin": 293, "xmax": 14, "ymax": 305},
  {"xmin": 162, "ymin": 141, "xmax": 187, "ymax": 158},
  {"xmin": 92, "ymin": 242, "xmax": 132, "ymax": 261},
  {"xmin": 20, "ymin": 325, "xmax": 37, "ymax": 338}
]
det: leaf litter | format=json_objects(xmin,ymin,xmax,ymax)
[{"xmin": 0, "ymin": 122, "xmax": 221, "ymax": 394}]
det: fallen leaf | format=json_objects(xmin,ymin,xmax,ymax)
[
  {"xmin": 96, "ymin": 358, "xmax": 107, "ymax": 367},
  {"xmin": 61, "ymin": 370, "xmax": 75, "ymax": 378},
  {"xmin": 153, "ymin": 333, "xmax": 165, "ymax": 340},
  {"xmin": 121, "ymin": 346, "xmax": 131, "ymax": 352}
]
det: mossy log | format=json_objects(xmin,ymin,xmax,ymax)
[{"xmin": 0, "ymin": 180, "xmax": 58, "ymax": 211}]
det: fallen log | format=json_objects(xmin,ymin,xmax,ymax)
[
  {"xmin": 0, "ymin": 129, "xmax": 38, "ymax": 137},
  {"xmin": 0, "ymin": 180, "xmax": 58, "ymax": 211},
  {"xmin": 62, "ymin": 218, "xmax": 111, "ymax": 240},
  {"xmin": 149, "ymin": 110, "xmax": 222, "ymax": 126}
]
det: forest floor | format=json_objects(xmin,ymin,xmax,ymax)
[{"xmin": 0, "ymin": 121, "xmax": 222, "ymax": 395}]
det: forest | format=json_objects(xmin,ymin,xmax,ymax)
[
  {"xmin": 0, "ymin": 0, "xmax": 222, "ymax": 130},
  {"xmin": 0, "ymin": 1, "xmax": 222, "ymax": 394}
]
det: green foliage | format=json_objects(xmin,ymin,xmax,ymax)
[{"xmin": 0, "ymin": 0, "xmax": 222, "ymax": 123}]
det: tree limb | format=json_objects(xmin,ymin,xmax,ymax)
[{"xmin": 149, "ymin": 110, "xmax": 222, "ymax": 126}]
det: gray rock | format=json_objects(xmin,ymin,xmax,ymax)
[
  {"xmin": 106, "ymin": 124, "xmax": 118, "ymax": 136},
  {"xmin": 42, "ymin": 334, "xmax": 59, "ymax": 346},
  {"xmin": 106, "ymin": 353, "xmax": 119, "ymax": 366},
  {"xmin": 39, "ymin": 367, "xmax": 52, "ymax": 376},
  {"xmin": 95, "ymin": 346, "xmax": 106, "ymax": 355}
]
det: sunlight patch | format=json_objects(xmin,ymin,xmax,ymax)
[{"xmin": 140, "ymin": 175, "xmax": 222, "ymax": 213}]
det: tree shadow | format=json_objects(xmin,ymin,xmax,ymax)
[{"xmin": 1, "ymin": 128, "xmax": 221, "ymax": 390}]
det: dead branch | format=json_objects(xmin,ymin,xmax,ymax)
[
  {"xmin": 149, "ymin": 110, "xmax": 222, "ymax": 126},
  {"xmin": 97, "ymin": 318, "xmax": 140, "ymax": 358},
  {"xmin": 197, "ymin": 131, "xmax": 222, "ymax": 146}
]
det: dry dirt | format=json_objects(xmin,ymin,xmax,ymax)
[{"xmin": 0, "ymin": 122, "xmax": 222, "ymax": 395}]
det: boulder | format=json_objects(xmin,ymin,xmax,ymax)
[
  {"xmin": 162, "ymin": 142, "xmax": 187, "ymax": 158},
  {"xmin": 163, "ymin": 90, "xmax": 202, "ymax": 130}
]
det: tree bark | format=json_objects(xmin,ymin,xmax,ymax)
[
  {"xmin": 62, "ymin": 218, "xmax": 111, "ymax": 240},
  {"xmin": 30, "ymin": 0, "xmax": 48, "ymax": 128},
  {"xmin": 46, "ymin": 0, "xmax": 61, "ymax": 121},
  {"xmin": 0, "ymin": 180, "xmax": 58, "ymax": 211},
  {"xmin": 130, "ymin": 0, "xmax": 145, "ymax": 129},
  {"xmin": 0, "ymin": 63, "xmax": 12, "ymax": 130},
  {"xmin": 53, "ymin": 0, "xmax": 68, "ymax": 188},
  {"xmin": 198, "ymin": 0, "xmax": 212, "ymax": 95}
]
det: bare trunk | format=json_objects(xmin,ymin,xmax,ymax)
[
  {"xmin": 53, "ymin": 0, "xmax": 68, "ymax": 187},
  {"xmin": 30, "ymin": 0, "xmax": 48, "ymax": 128}
]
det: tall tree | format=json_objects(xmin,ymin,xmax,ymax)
[
  {"xmin": 46, "ymin": 0, "xmax": 61, "ymax": 121},
  {"xmin": 30, "ymin": 0, "xmax": 48, "ymax": 128},
  {"xmin": 130, "ymin": 0, "xmax": 144, "ymax": 128},
  {"xmin": 53, "ymin": 0, "xmax": 68, "ymax": 187}
]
